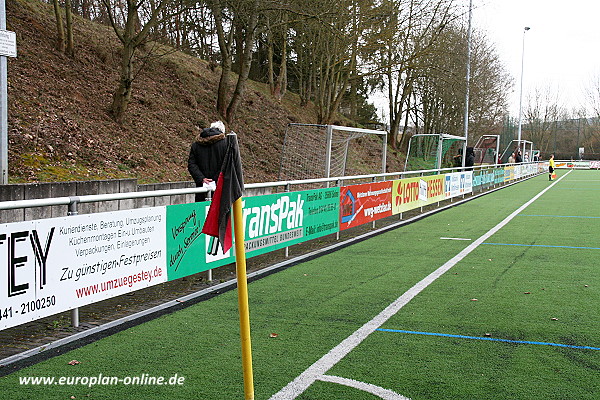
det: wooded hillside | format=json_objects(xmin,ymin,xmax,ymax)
[{"xmin": 8, "ymin": 0, "xmax": 391, "ymax": 184}]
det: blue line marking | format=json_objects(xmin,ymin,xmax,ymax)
[
  {"xmin": 520, "ymin": 214, "xmax": 600, "ymax": 219},
  {"xmin": 376, "ymin": 329, "xmax": 600, "ymax": 351},
  {"xmin": 482, "ymin": 243, "xmax": 600, "ymax": 250}
]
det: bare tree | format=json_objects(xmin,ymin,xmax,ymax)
[
  {"xmin": 101, "ymin": 0, "xmax": 177, "ymax": 122},
  {"xmin": 209, "ymin": 0, "xmax": 260, "ymax": 123},
  {"xmin": 523, "ymin": 86, "xmax": 563, "ymax": 154}
]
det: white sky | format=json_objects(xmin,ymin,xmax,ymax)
[
  {"xmin": 373, "ymin": 0, "xmax": 600, "ymax": 123},
  {"xmin": 474, "ymin": 0, "xmax": 600, "ymax": 115}
]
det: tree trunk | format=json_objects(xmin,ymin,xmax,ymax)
[
  {"xmin": 52, "ymin": 0, "xmax": 65, "ymax": 52},
  {"xmin": 273, "ymin": 28, "xmax": 287, "ymax": 101},
  {"xmin": 210, "ymin": 0, "xmax": 233, "ymax": 117},
  {"xmin": 225, "ymin": 0, "xmax": 259, "ymax": 123},
  {"xmin": 110, "ymin": 42, "xmax": 135, "ymax": 122},
  {"xmin": 65, "ymin": 0, "xmax": 75, "ymax": 57}
]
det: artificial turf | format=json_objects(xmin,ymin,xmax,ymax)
[{"xmin": 2, "ymin": 169, "xmax": 599, "ymax": 399}]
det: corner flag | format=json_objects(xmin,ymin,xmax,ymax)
[
  {"xmin": 201, "ymin": 133, "xmax": 254, "ymax": 400},
  {"xmin": 202, "ymin": 133, "xmax": 244, "ymax": 253}
]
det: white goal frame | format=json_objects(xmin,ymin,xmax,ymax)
[{"xmin": 279, "ymin": 124, "xmax": 388, "ymax": 181}]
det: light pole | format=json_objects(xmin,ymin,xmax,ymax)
[
  {"xmin": 462, "ymin": 0, "xmax": 473, "ymax": 168},
  {"xmin": 517, "ymin": 26, "xmax": 530, "ymax": 156}
]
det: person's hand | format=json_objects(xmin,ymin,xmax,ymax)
[{"xmin": 203, "ymin": 178, "xmax": 213, "ymax": 184}]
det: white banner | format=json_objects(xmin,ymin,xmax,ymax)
[
  {"xmin": 444, "ymin": 172, "xmax": 473, "ymax": 199},
  {"xmin": 0, "ymin": 207, "xmax": 167, "ymax": 330}
]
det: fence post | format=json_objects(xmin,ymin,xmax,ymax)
[
  {"xmin": 68, "ymin": 197, "xmax": 80, "ymax": 328},
  {"xmin": 285, "ymin": 183, "xmax": 291, "ymax": 257},
  {"xmin": 372, "ymin": 176, "xmax": 377, "ymax": 229}
]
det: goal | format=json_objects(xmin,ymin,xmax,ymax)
[
  {"xmin": 473, "ymin": 135, "xmax": 500, "ymax": 165},
  {"xmin": 404, "ymin": 133, "xmax": 466, "ymax": 171},
  {"xmin": 278, "ymin": 124, "xmax": 388, "ymax": 181}
]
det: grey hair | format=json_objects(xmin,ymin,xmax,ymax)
[{"xmin": 210, "ymin": 121, "xmax": 225, "ymax": 133}]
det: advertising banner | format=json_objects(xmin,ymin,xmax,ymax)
[
  {"xmin": 473, "ymin": 169, "xmax": 496, "ymax": 191},
  {"xmin": 166, "ymin": 202, "xmax": 209, "ymax": 281},
  {"xmin": 504, "ymin": 166, "xmax": 515, "ymax": 182},
  {"xmin": 166, "ymin": 188, "xmax": 341, "ymax": 274},
  {"xmin": 392, "ymin": 175, "xmax": 446, "ymax": 214},
  {"xmin": 0, "ymin": 208, "xmax": 166, "ymax": 330},
  {"xmin": 495, "ymin": 168, "xmax": 505, "ymax": 183},
  {"xmin": 339, "ymin": 182, "xmax": 392, "ymax": 230},
  {"xmin": 444, "ymin": 172, "xmax": 473, "ymax": 199}
]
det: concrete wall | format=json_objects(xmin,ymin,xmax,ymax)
[{"xmin": 0, "ymin": 179, "xmax": 196, "ymax": 223}]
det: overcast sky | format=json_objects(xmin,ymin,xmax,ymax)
[
  {"xmin": 374, "ymin": 0, "xmax": 600, "ymax": 123},
  {"xmin": 474, "ymin": 0, "xmax": 600, "ymax": 115}
]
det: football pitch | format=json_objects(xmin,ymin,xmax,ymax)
[{"xmin": 2, "ymin": 169, "xmax": 599, "ymax": 399}]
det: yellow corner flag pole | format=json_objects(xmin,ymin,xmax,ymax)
[{"xmin": 232, "ymin": 197, "xmax": 254, "ymax": 400}]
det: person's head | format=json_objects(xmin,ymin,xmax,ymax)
[
  {"xmin": 210, "ymin": 121, "xmax": 225, "ymax": 133},
  {"xmin": 550, "ymin": 154, "xmax": 554, "ymax": 159},
  {"xmin": 200, "ymin": 120, "xmax": 226, "ymax": 138}
]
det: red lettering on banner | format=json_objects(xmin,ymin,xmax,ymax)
[
  {"xmin": 427, "ymin": 178, "xmax": 443, "ymax": 198},
  {"xmin": 396, "ymin": 182, "xmax": 403, "ymax": 206}
]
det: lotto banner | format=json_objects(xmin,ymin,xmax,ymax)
[
  {"xmin": 339, "ymin": 182, "xmax": 392, "ymax": 230},
  {"xmin": 166, "ymin": 187, "xmax": 341, "ymax": 274},
  {"xmin": 392, "ymin": 175, "xmax": 446, "ymax": 214},
  {"xmin": 0, "ymin": 208, "xmax": 167, "ymax": 331}
]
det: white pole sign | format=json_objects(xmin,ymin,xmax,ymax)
[{"xmin": 0, "ymin": 29, "xmax": 16, "ymax": 58}]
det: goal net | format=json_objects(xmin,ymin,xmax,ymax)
[
  {"xmin": 404, "ymin": 133, "xmax": 466, "ymax": 171},
  {"xmin": 499, "ymin": 140, "xmax": 534, "ymax": 163},
  {"xmin": 278, "ymin": 124, "xmax": 388, "ymax": 181},
  {"xmin": 473, "ymin": 135, "xmax": 500, "ymax": 165}
]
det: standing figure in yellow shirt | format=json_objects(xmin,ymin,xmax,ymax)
[{"xmin": 549, "ymin": 154, "xmax": 555, "ymax": 181}]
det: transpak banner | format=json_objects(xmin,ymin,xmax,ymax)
[
  {"xmin": 392, "ymin": 175, "xmax": 445, "ymax": 215},
  {"xmin": 0, "ymin": 208, "xmax": 167, "ymax": 331},
  {"xmin": 339, "ymin": 182, "xmax": 392, "ymax": 230},
  {"xmin": 166, "ymin": 188, "xmax": 341, "ymax": 275}
]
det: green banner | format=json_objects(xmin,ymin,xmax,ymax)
[
  {"xmin": 166, "ymin": 202, "xmax": 209, "ymax": 281},
  {"xmin": 165, "ymin": 187, "xmax": 340, "ymax": 280}
]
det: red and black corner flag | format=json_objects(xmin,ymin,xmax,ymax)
[{"xmin": 202, "ymin": 133, "xmax": 244, "ymax": 254}]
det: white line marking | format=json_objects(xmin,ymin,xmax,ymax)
[
  {"xmin": 268, "ymin": 171, "xmax": 571, "ymax": 400},
  {"xmin": 440, "ymin": 237, "xmax": 472, "ymax": 241},
  {"xmin": 318, "ymin": 375, "xmax": 410, "ymax": 400}
]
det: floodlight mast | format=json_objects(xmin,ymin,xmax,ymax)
[
  {"xmin": 462, "ymin": 0, "xmax": 473, "ymax": 168},
  {"xmin": 517, "ymin": 26, "xmax": 531, "ymax": 155}
]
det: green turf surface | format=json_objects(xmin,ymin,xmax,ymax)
[{"xmin": 2, "ymin": 169, "xmax": 599, "ymax": 399}]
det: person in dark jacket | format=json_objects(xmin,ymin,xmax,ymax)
[
  {"xmin": 465, "ymin": 147, "xmax": 475, "ymax": 170},
  {"xmin": 188, "ymin": 121, "xmax": 228, "ymax": 202},
  {"xmin": 515, "ymin": 149, "xmax": 523, "ymax": 163}
]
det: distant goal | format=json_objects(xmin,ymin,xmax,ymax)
[
  {"xmin": 278, "ymin": 124, "xmax": 388, "ymax": 181},
  {"xmin": 404, "ymin": 133, "xmax": 466, "ymax": 171},
  {"xmin": 473, "ymin": 135, "xmax": 500, "ymax": 165}
]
